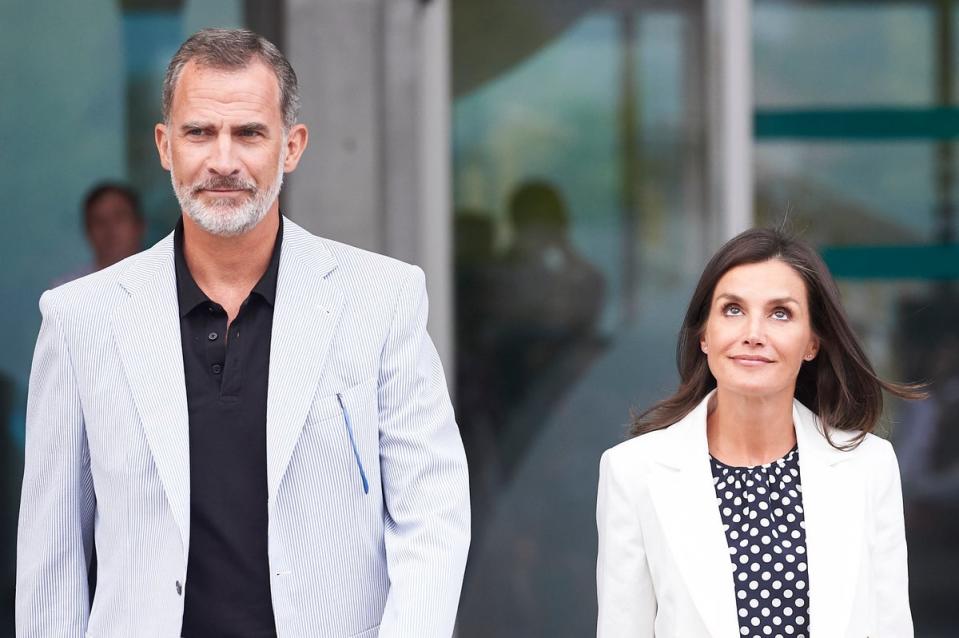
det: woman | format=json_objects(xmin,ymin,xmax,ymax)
[{"xmin": 596, "ymin": 229, "xmax": 920, "ymax": 637}]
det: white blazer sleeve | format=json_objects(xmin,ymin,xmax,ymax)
[
  {"xmin": 16, "ymin": 292, "xmax": 96, "ymax": 638},
  {"xmin": 871, "ymin": 439, "xmax": 914, "ymax": 637},
  {"xmin": 375, "ymin": 266, "xmax": 470, "ymax": 638},
  {"xmin": 597, "ymin": 448, "xmax": 656, "ymax": 637}
]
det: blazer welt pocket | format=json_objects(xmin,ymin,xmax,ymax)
[
  {"xmin": 338, "ymin": 391, "xmax": 369, "ymax": 494},
  {"xmin": 309, "ymin": 378, "xmax": 377, "ymax": 495}
]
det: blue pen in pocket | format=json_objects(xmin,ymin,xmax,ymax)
[{"xmin": 337, "ymin": 393, "xmax": 370, "ymax": 494}]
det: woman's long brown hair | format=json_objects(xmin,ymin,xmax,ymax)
[{"xmin": 630, "ymin": 228, "xmax": 924, "ymax": 449}]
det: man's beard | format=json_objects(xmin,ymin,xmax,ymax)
[{"xmin": 170, "ymin": 150, "xmax": 285, "ymax": 237}]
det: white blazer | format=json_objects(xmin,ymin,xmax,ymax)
[
  {"xmin": 17, "ymin": 218, "xmax": 470, "ymax": 638},
  {"xmin": 597, "ymin": 392, "xmax": 912, "ymax": 637}
]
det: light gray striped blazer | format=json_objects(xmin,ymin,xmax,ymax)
[{"xmin": 17, "ymin": 218, "xmax": 471, "ymax": 638}]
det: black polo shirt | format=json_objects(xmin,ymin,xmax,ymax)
[{"xmin": 175, "ymin": 219, "xmax": 281, "ymax": 638}]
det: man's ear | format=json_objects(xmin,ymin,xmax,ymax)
[
  {"xmin": 282, "ymin": 123, "xmax": 309, "ymax": 173},
  {"xmin": 155, "ymin": 123, "xmax": 172, "ymax": 171}
]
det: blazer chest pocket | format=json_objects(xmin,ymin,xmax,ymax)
[{"xmin": 308, "ymin": 378, "xmax": 378, "ymax": 496}]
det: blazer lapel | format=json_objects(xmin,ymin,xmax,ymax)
[
  {"xmin": 647, "ymin": 393, "xmax": 741, "ymax": 638},
  {"xmin": 266, "ymin": 220, "xmax": 344, "ymax": 506},
  {"xmin": 793, "ymin": 401, "xmax": 863, "ymax": 636},
  {"xmin": 112, "ymin": 236, "xmax": 191, "ymax": 555}
]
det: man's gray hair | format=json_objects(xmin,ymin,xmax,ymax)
[{"xmin": 162, "ymin": 28, "xmax": 300, "ymax": 130}]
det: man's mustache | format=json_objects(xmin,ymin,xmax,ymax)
[{"xmin": 191, "ymin": 176, "xmax": 256, "ymax": 194}]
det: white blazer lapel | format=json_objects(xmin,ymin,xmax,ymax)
[
  {"xmin": 647, "ymin": 393, "xmax": 741, "ymax": 638},
  {"xmin": 793, "ymin": 401, "xmax": 863, "ymax": 635},
  {"xmin": 266, "ymin": 220, "xmax": 344, "ymax": 506},
  {"xmin": 112, "ymin": 236, "xmax": 191, "ymax": 555}
]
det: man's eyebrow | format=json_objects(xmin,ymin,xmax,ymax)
[
  {"xmin": 180, "ymin": 121, "xmax": 212, "ymax": 131},
  {"xmin": 234, "ymin": 122, "xmax": 268, "ymax": 133}
]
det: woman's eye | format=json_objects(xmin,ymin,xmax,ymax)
[
  {"xmin": 772, "ymin": 308, "xmax": 791, "ymax": 320},
  {"xmin": 722, "ymin": 304, "xmax": 743, "ymax": 316}
]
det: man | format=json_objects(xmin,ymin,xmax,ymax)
[
  {"xmin": 82, "ymin": 183, "xmax": 147, "ymax": 272},
  {"xmin": 53, "ymin": 182, "xmax": 146, "ymax": 286},
  {"xmin": 17, "ymin": 29, "xmax": 470, "ymax": 638}
]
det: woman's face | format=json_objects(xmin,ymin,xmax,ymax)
[{"xmin": 701, "ymin": 259, "xmax": 819, "ymax": 400}]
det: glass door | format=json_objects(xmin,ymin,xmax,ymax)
[{"xmin": 452, "ymin": 1, "xmax": 710, "ymax": 634}]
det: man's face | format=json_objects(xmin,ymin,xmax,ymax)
[
  {"xmin": 86, "ymin": 191, "xmax": 144, "ymax": 267},
  {"xmin": 154, "ymin": 59, "xmax": 308, "ymax": 236}
]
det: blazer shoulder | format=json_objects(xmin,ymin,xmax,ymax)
[
  {"xmin": 41, "ymin": 253, "xmax": 136, "ymax": 318},
  {"xmin": 602, "ymin": 427, "xmax": 674, "ymax": 473},
  {"xmin": 284, "ymin": 219, "xmax": 419, "ymax": 287},
  {"xmin": 850, "ymin": 431, "xmax": 898, "ymax": 467},
  {"xmin": 41, "ymin": 235, "xmax": 172, "ymax": 328},
  {"xmin": 321, "ymin": 236, "xmax": 418, "ymax": 284}
]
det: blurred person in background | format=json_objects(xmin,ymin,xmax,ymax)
[
  {"xmin": 488, "ymin": 180, "xmax": 606, "ymax": 478},
  {"xmin": 893, "ymin": 326, "xmax": 959, "ymax": 626},
  {"xmin": 453, "ymin": 210, "xmax": 502, "ymax": 535},
  {"xmin": 597, "ymin": 228, "xmax": 921, "ymax": 637},
  {"xmin": 492, "ymin": 180, "xmax": 605, "ymax": 406},
  {"xmin": 17, "ymin": 28, "xmax": 469, "ymax": 638},
  {"xmin": 54, "ymin": 182, "xmax": 146, "ymax": 286}
]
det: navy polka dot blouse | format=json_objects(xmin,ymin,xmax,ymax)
[{"xmin": 711, "ymin": 446, "xmax": 810, "ymax": 637}]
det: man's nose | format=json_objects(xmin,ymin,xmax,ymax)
[{"xmin": 207, "ymin": 132, "xmax": 240, "ymax": 175}]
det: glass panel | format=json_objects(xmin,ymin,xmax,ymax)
[
  {"xmin": 452, "ymin": 3, "xmax": 708, "ymax": 634},
  {"xmin": 754, "ymin": 3, "xmax": 934, "ymax": 108},
  {"xmin": 755, "ymin": 2, "xmax": 959, "ymax": 634},
  {"xmin": 755, "ymin": 142, "xmax": 938, "ymax": 245},
  {"xmin": 0, "ymin": 2, "xmax": 275, "ymax": 630}
]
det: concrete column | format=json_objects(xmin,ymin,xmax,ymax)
[
  {"xmin": 705, "ymin": 0, "xmax": 753, "ymax": 243},
  {"xmin": 284, "ymin": 0, "xmax": 384, "ymax": 252},
  {"xmin": 284, "ymin": 0, "xmax": 453, "ymax": 369}
]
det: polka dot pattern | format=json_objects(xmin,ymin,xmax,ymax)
[{"xmin": 711, "ymin": 446, "xmax": 809, "ymax": 638}]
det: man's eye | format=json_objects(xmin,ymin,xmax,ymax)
[
  {"xmin": 238, "ymin": 129, "xmax": 261, "ymax": 137},
  {"xmin": 186, "ymin": 129, "xmax": 205, "ymax": 136}
]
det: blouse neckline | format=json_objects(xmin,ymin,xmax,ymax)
[{"xmin": 709, "ymin": 444, "xmax": 799, "ymax": 471}]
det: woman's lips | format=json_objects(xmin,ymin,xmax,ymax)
[{"xmin": 729, "ymin": 355, "xmax": 774, "ymax": 366}]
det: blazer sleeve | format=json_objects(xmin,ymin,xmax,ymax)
[
  {"xmin": 375, "ymin": 266, "xmax": 470, "ymax": 638},
  {"xmin": 597, "ymin": 448, "xmax": 656, "ymax": 638},
  {"xmin": 871, "ymin": 439, "xmax": 914, "ymax": 637},
  {"xmin": 16, "ymin": 292, "xmax": 96, "ymax": 638}
]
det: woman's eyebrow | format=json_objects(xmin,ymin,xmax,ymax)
[
  {"xmin": 715, "ymin": 293, "xmax": 800, "ymax": 306},
  {"xmin": 767, "ymin": 297, "xmax": 800, "ymax": 306}
]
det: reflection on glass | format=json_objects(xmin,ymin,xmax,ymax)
[
  {"xmin": 754, "ymin": 3, "xmax": 933, "ymax": 108},
  {"xmin": 755, "ymin": 143, "xmax": 936, "ymax": 245},
  {"xmin": 755, "ymin": 2, "xmax": 959, "ymax": 633},
  {"xmin": 453, "ymin": 4, "xmax": 707, "ymax": 635}
]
